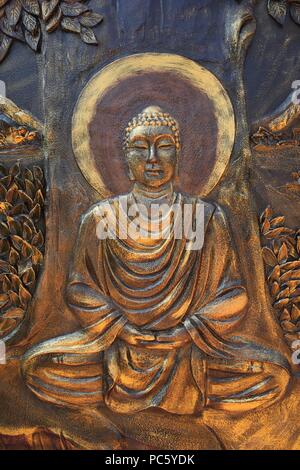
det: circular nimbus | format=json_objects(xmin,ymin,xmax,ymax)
[{"xmin": 72, "ymin": 53, "xmax": 235, "ymax": 198}]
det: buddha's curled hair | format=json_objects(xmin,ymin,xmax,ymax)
[{"xmin": 123, "ymin": 106, "xmax": 180, "ymax": 151}]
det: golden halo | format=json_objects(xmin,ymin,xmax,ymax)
[{"xmin": 72, "ymin": 53, "xmax": 235, "ymax": 198}]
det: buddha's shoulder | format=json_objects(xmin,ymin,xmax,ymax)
[
  {"xmin": 179, "ymin": 193, "xmax": 215, "ymax": 215},
  {"xmin": 79, "ymin": 196, "xmax": 122, "ymax": 224},
  {"xmin": 179, "ymin": 193, "xmax": 228, "ymax": 226}
]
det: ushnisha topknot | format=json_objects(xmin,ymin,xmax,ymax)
[{"xmin": 123, "ymin": 106, "xmax": 180, "ymax": 151}]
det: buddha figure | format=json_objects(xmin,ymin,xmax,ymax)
[{"xmin": 22, "ymin": 106, "xmax": 291, "ymax": 415}]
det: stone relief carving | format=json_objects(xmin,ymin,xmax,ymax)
[
  {"xmin": 260, "ymin": 207, "xmax": 300, "ymax": 347},
  {"xmin": 0, "ymin": 0, "xmax": 299, "ymax": 452},
  {"xmin": 267, "ymin": 0, "xmax": 300, "ymax": 25},
  {"xmin": 0, "ymin": 97, "xmax": 45, "ymax": 341},
  {"xmin": 0, "ymin": 0, "xmax": 104, "ymax": 62},
  {"xmin": 22, "ymin": 101, "xmax": 290, "ymax": 413},
  {"xmin": 0, "ymin": 1, "xmax": 299, "ymax": 64}
]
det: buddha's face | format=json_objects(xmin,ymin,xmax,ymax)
[{"xmin": 126, "ymin": 125, "xmax": 177, "ymax": 188}]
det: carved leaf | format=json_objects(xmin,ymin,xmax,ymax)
[
  {"xmin": 19, "ymin": 283, "xmax": 31, "ymax": 307},
  {"xmin": 6, "ymin": 0, "xmax": 22, "ymax": 27},
  {"xmin": 10, "ymin": 273, "xmax": 21, "ymax": 290},
  {"xmin": 41, "ymin": 0, "xmax": 60, "ymax": 21},
  {"xmin": 271, "ymin": 281, "xmax": 280, "ymax": 297},
  {"xmin": 278, "ymin": 242, "xmax": 288, "ymax": 264},
  {"xmin": 60, "ymin": 2, "xmax": 89, "ymax": 17},
  {"xmin": 280, "ymin": 268, "xmax": 300, "ymax": 283},
  {"xmin": 264, "ymin": 227, "xmax": 294, "ymax": 239},
  {"xmin": 2, "ymin": 307, "xmax": 24, "ymax": 319},
  {"xmin": 280, "ymin": 308, "xmax": 290, "ymax": 322},
  {"xmin": 24, "ymin": 167, "xmax": 33, "ymax": 182},
  {"xmin": 61, "ymin": 17, "xmax": 80, "ymax": 33},
  {"xmin": 274, "ymin": 298, "xmax": 290, "ymax": 308},
  {"xmin": 21, "ymin": 0, "xmax": 39, "ymax": 16},
  {"xmin": 80, "ymin": 26, "xmax": 97, "ymax": 44},
  {"xmin": 32, "ymin": 230, "xmax": 44, "ymax": 248},
  {"xmin": 18, "ymin": 190, "xmax": 33, "ymax": 208},
  {"xmin": 260, "ymin": 206, "xmax": 273, "ymax": 223},
  {"xmin": 9, "ymin": 162, "xmax": 20, "ymax": 177},
  {"xmin": 261, "ymin": 218, "xmax": 270, "ymax": 234},
  {"xmin": 0, "ymin": 294, "xmax": 9, "ymax": 308},
  {"xmin": 270, "ymin": 216, "xmax": 285, "ymax": 228},
  {"xmin": 0, "ymin": 222, "xmax": 9, "ymax": 239},
  {"xmin": 0, "ymin": 260, "xmax": 9, "ymax": 273},
  {"xmin": 281, "ymin": 260, "xmax": 300, "ymax": 271},
  {"xmin": 9, "ymin": 203, "xmax": 26, "ymax": 216},
  {"xmin": 0, "ymin": 34, "xmax": 11, "ymax": 62},
  {"xmin": 0, "ymin": 202, "xmax": 11, "ymax": 215},
  {"xmin": 79, "ymin": 12, "xmax": 103, "ymax": 28},
  {"xmin": 1, "ymin": 274, "xmax": 11, "ymax": 292},
  {"xmin": 22, "ymin": 222, "xmax": 33, "ymax": 241},
  {"xmin": 262, "ymin": 246, "xmax": 278, "ymax": 267},
  {"xmin": 6, "ymin": 184, "xmax": 18, "ymax": 204},
  {"xmin": 1, "ymin": 175, "xmax": 13, "ymax": 188},
  {"xmin": 32, "ymin": 166, "xmax": 43, "ymax": 181},
  {"xmin": 8, "ymin": 289, "xmax": 19, "ymax": 305},
  {"xmin": 34, "ymin": 189, "xmax": 44, "ymax": 206},
  {"xmin": 267, "ymin": 0, "xmax": 288, "ymax": 25},
  {"xmin": 290, "ymin": 2, "xmax": 300, "ymax": 25},
  {"xmin": 32, "ymin": 246, "xmax": 43, "ymax": 265},
  {"xmin": 0, "ymin": 239, "xmax": 9, "ymax": 255},
  {"xmin": 22, "ymin": 10, "xmax": 38, "ymax": 33},
  {"xmin": 24, "ymin": 27, "xmax": 41, "ymax": 52},
  {"xmin": 286, "ymin": 280, "xmax": 300, "ymax": 294},
  {"xmin": 22, "ymin": 266, "xmax": 35, "ymax": 287},
  {"xmin": 277, "ymin": 286, "xmax": 290, "ymax": 299},
  {"xmin": 29, "ymin": 203, "xmax": 41, "ymax": 220},
  {"xmin": 25, "ymin": 178, "xmax": 35, "ymax": 198},
  {"xmin": 21, "ymin": 239, "xmax": 33, "ymax": 259},
  {"xmin": 10, "ymin": 235, "xmax": 23, "ymax": 252},
  {"xmin": 6, "ymin": 216, "xmax": 21, "ymax": 236},
  {"xmin": 281, "ymin": 320, "xmax": 296, "ymax": 332},
  {"xmin": 45, "ymin": 6, "xmax": 62, "ymax": 32},
  {"xmin": 291, "ymin": 295, "xmax": 300, "ymax": 304},
  {"xmin": 0, "ymin": 17, "xmax": 24, "ymax": 41},
  {"xmin": 287, "ymin": 245, "xmax": 298, "ymax": 259},
  {"xmin": 297, "ymin": 237, "xmax": 300, "ymax": 254},
  {"xmin": 0, "ymin": 183, "xmax": 7, "ymax": 199},
  {"xmin": 268, "ymin": 264, "xmax": 281, "ymax": 282}
]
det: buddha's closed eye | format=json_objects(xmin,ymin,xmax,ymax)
[
  {"xmin": 129, "ymin": 141, "xmax": 148, "ymax": 150},
  {"xmin": 157, "ymin": 143, "xmax": 175, "ymax": 149}
]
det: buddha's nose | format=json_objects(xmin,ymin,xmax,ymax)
[{"xmin": 147, "ymin": 144, "xmax": 158, "ymax": 163}]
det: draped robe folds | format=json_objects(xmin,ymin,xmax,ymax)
[{"xmin": 22, "ymin": 192, "xmax": 291, "ymax": 414}]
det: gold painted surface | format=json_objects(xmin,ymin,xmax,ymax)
[
  {"xmin": 22, "ymin": 103, "xmax": 291, "ymax": 420},
  {"xmin": 72, "ymin": 53, "xmax": 235, "ymax": 198}
]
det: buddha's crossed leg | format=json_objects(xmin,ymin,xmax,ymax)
[{"xmin": 201, "ymin": 359, "xmax": 290, "ymax": 412}]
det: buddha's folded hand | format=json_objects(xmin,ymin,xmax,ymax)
[
  {"xmin": 118, "ymin": 323, "xmax": 156, "ymax": 346},
  {"xmin": 138, "ymin": 324, "xmax": 191, "ymax": 350}
]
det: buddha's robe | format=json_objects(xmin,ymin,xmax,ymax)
[{"xmin": 23, "ymin": 193, "xmax": 291, "ymax": 414}]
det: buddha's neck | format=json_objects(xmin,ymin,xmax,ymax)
[{"xmin": 132, "ymin": 183, "xmax": 174, "ymax": 205}]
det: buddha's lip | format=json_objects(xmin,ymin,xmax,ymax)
[{"xmin": 145, "ymin": 167, "xmax": 163, "ymax": 173}]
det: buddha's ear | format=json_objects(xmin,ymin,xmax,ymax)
[
  {"xmin": 128, "ymin": 168, "xmax": 135, "ymax": 181},
  {"xmin": 174, "ymin": 155, "xmax": 179, "ymax": 182},
  {"xmin": 126, "ymin": 160, "xmax": 135, "ymax": 181},
  {"xmin": 124, "ymin": 149, "xmax": 135, "ymax": 181}
]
